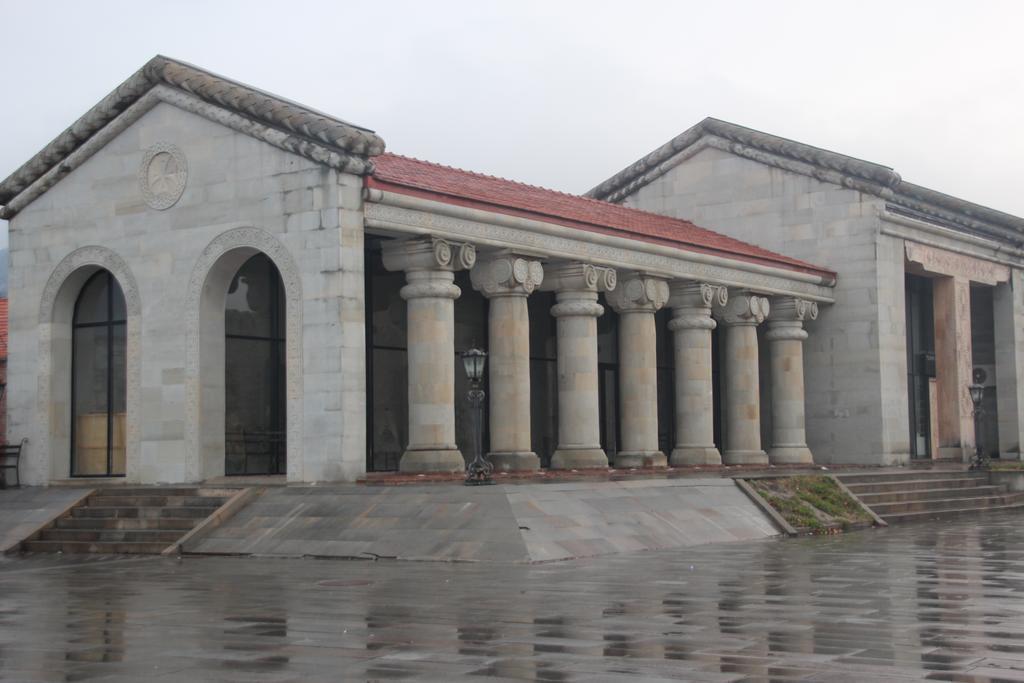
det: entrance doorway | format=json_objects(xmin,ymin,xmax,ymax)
[
  {"xmin": 906, "ymin": 274, "xmax": 935, "ymax": 459},
  {"xmin": 71, "ymin": 270, "xmax": 127, "ymax": 477},
  {"xmin": 224, "ymin": 253, "xmax": 287, "ymax": 475}
]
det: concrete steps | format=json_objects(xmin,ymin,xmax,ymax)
[
  {"xmin": 20, "ymin": 487, "xmax": 234, "ymax": 555},
  {"xmin": 838, "ymin": 470, "xmax": 1024, "ymax": 523}
]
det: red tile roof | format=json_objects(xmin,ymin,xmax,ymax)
[
  {"xmin": 0, "ymin": 298, "xmax": 7, "ymax": 360},
  {"xmin": 368, "ymin": 153, "xmax": 835, "ymax": 280}
]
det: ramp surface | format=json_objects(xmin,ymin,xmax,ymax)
[{"xmin": 189, "ymin": 478, "xmax": 776, "ymax": 562}]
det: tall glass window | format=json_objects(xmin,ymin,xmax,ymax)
[
  {"xmin": 72, "ymin": 270, "xmax": 127, "ymax": 477},
  {"xmin": 224, "ymin": 254, "xmax": 287, "ymax": 475}
]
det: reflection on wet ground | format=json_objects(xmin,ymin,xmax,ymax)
[{"xmin": 2, "ymin": 512, "xmax": 1024, "ymax": 681}]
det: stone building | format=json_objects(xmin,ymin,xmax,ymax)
[
  {"xmin": 0, "ymin": 297, "xmax": 6, "ymax": 445},
  {"xmin": 0, "ymin": 57, "xmax": 838, "ymax": 485},
  {"xmin": 589, "ymin": 118, "xmax": 1024, "ymax": 465}
]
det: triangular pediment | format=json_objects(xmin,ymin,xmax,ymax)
[
  {"xmin": 588, "ymin": 117, "xmax": 1024, "ymax": 245},
  {"xmin": 0, "ymin": 56, "xmax": 386, "ymax": 219}
]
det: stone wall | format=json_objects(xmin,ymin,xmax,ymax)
[
  {"xmin": 621, "ymin": 147, "xmax": 908, "ymax": 464},
  {"xmin": 7, "ymin": 102, "xmax": 366, "ymax": 484}
]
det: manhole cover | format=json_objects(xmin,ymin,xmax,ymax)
[{"xmin": 317, "ymin": 579, "xmax": 375, "ymax": 588}]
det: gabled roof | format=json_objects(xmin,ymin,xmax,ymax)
[
  {"xmin": 0, "ymin": 55, "xmax": 385, "ymax": 217},
  {"xmin": 587, "ymin": 117, "xmax": 1024, "ymax": 247},
  {"xmin": 369, "ymin": 153, "xmax": 836, "ymax": 280}
]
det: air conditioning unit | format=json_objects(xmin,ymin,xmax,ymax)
[{"xmin": 973, "ymin": 365, "xmax": 997, "ymax": 388}]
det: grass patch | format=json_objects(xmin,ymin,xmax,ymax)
[
  {"xmin": 749, "ymin": 475, "xmax": 872, "ymax": 534},
  {"xmin": 990, "ymin": 461, "xmax": 1024, "ymax": 471}
]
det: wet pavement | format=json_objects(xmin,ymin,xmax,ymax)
[{"xmin": 2, "ymin": 512, "xmax": 1024, "ymax": 682}]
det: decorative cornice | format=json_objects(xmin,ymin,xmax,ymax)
[
  {"xmin": 470, "ymin": 254, "xmax": 544, "ymax": 298},
  {"xmin": 587, "ymin": 117, "xmax": 1024, "ymax": 248},
  {"xmin": 0, "ymin": 55, "xmax": 385, "ymax": 216},
  {"xmin": 364, "ymin": 202, "xmax": 835, "ymax": 302}
]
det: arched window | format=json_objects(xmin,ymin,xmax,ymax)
[
  {"xmin": 71, "ymin": 270, "xmax": 127, "ymax": 476},
  {"xmin": 224, "ymin": 253, "xmax": 287, "ymax": 475}
]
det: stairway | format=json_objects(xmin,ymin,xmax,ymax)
[
  {"xmin": 838, "ymin": 470, "xmax": 1024, "ymax": 523},
  {"xmin": 21, "ymin": 487, "xmax": 235, "ymax": 554}
]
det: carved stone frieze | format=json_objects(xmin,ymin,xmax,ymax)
[
  {"xmin": 363, "ymin": 203, "xmax": 834, "ymax": 302},
  {"xmin": 905, "ymin": 241, "xmax": 1011, "ymax": 284}
]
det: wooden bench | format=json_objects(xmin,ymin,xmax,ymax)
[{"xmin": 0, "ymin": 439, "xmax": 27, "ymax": 489}]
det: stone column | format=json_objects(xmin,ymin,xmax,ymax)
[
  {"xmin": 607, "ymin": 273, "xmax": 669, "ymax": 468},
  {"xmin": 540, "ymin": 263, "xmax": 617, "ymax": 469},
  {"xmin": 382, "ymin": 237, "xmax": 476, "ymax": 473},
  {"xmin": 717, "ymin": 292, "xmax": 769, "ymax": 465},
  {"xmin": 668, "ymin": 282, "xmax": 726, "ymax": 466},
  {"xmin": 933, "ymin": 275, "xmax": 974, "ymax": 460},
  {"xmin": 765, "ymin": 298, "xmax": 818, "ymax": 464},
  {"xmin": 470, "ymin": 254, "xmax": 545, "ymax": 471},
  {"xmin": 994, "ymin": 270, "xmax": 1024, "ymax": 459}
]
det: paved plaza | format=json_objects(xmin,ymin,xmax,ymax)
[{"xmin": 1, "ymin": 512, "xmax": 1024, "ymax": 682}]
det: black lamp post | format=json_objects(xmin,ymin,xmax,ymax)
[
  {"xmin": 462, "ymin": 347, "xmax": 492, "ymax": 485},
  {"xmin": 968, "ymin": 383, "xmax": 988, "ymax": 471}
]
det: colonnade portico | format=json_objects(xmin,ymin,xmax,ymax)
[{"xmin": 379, "ymin": 235, "xmax": 820, "ymax": 473}]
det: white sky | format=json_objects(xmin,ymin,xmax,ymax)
[{"xmin": 2, "ymin": 0, "xmax": 1023, "ymax": 250}]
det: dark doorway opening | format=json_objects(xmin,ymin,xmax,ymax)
[
  {"xmin": 71, "ymin": 270, "xmax": 127, "ymax": 477},
  {"xmin": 906, "ymin": 273, "xmax": 935, "ymax": 459},
  {"xmin": 224, "ymin": 253, "xmax": 287, "ymax": 475}
]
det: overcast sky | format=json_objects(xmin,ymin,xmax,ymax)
[{"xmin": 2, "ymin": 1, "xmax": 1023, "ymax": 250}]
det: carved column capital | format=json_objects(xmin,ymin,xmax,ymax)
[
  {"xmin": 716, "ymin": 291, "xmax": 770, "ymax": 326},
  {"xmin": 470, "ymin": 254, "xmax": 544, "ymax": 298},
  {"xmin": 382, "ymin": 236, "xmax": 476, "ymax": 273},
  {"xmin": 667, "ymin": 281, "xmax": 724, "ymax": 331},
  {"xmin": 765, "ymin": 297, "xmax": 816, "ymax": 341},
  {"xmin": 668, "ymin": 281, "xmax": 728, "ymax": 310},
  {"xmin": 607, "ymin": 273, "xmax": 669, "ymax": 314},
  {"xmin": 539, "ymin": 262, "xmax": 617, "ymax": 296},
  {"xmin": 769, "ymin": 297, "xmax": 819, "ymax": 323}
]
